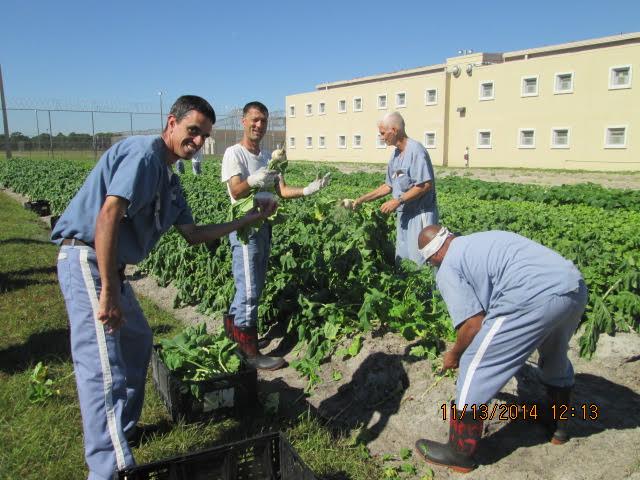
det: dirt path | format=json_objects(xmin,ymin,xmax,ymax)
[
  {"xmin": 329, "ymin": 162, "xmax": 640, "ymax": 190},
  {"xmin": 127, "ymin": 268, "xmax": 640, "ymax": 480}
]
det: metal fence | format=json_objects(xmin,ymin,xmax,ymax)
[{"xmin": 1, "ymin": 101, "xmax": 286, "ymax": 160}]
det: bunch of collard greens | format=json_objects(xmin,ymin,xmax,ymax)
[{"xmin": 158, "ymin": 323, "xmax": 242, "ymax": 398}]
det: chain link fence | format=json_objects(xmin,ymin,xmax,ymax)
[{"xmin": 1, "ymin": 99, "xmax": 285, "ymax": 161}]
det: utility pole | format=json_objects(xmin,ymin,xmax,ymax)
[
  {"xmin": 158, "ymin": 91, "xmax": 163, "ymax": 132},
  {"xmin": 0, "ymin": 64, "xmax": 11, "ymax": 159}
]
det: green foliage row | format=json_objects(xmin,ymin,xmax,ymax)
[
  {"xmin": 438, "ymin": 176, "xmax": 640, "ymax": 211},
  {"xmin": 1, "ymin": 156, "xmax": 638, "ymax": 389}
]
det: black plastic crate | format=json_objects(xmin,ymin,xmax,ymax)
[
  {"xmin": 24, "ymin": 200, "xmax": 51, "ymax": 217},
  {"xmin": 117, "ymin": 432, "xmax": 317, "ymax": 480},
  {"xmin": 151, "ymin": 345, "xmax": 257, "ymax": 423}
]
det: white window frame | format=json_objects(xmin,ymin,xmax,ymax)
[
  {"xmin": 477, "ymin": 130, "xmax": 492, "ymax": 149},
  {"xmin": 353, "ymin": 134, "xmax": 363, "ymax": 149},
  {"xmin": 376, "ymin": 134, "xmax": 386, "ymax": 149},
  {"xmin": 554, "ymin": 72, "xmax": 574, "ymax": 94},
  {"xmin": 305, "ymin": 103, "xmax": 313, "ymax": 116},
  {"xmin": 377, "ymin": 93, "xmax": 388, "ymax": 110},
  {"xmin": 395, "ymin": 91, "xmax": 407, "ymax": 108},
  {"xmin": 288, "ymin": 105, "xmax": 296, "ymax": 117},
  {"xmin": 425, "ymin": 88, "xmax": 438, "ymax": 106},
  {"xmin": 337, "ymin": 135, "xmax": 347, "ymax": 149},
  {"xmin": 318, "ymin": 101, "xmax": 326, "ymax": 115},
  {"xmin": 318, "ymin": 135, "xmax": 326, "ymax": 149},
  {"xmin": 338, "ymin": 99, "xmax": 347, "ymax": 113},
  {"xmin": 521, "ymin": 75, "xmax": 539, "ymax": 97},
  {"xmin": 289, "ymin": 136, "xmax": 296, "ymax": 149},
  {"xmin": 518, "ymin": 128, "xmax": 536, "ymax": 149},
  {"xmin": 479, "ymin": 81, "xmax": 495, "ymax": 101},
  {"xmin": 551, "ymin": 127, "xmax": 571, "ymax": 149},
  {"xmin": 424, "ymin": 131, "xmax": 436, "ymax": 149},
  {"xmin": 353, "ymin": 97, "xmax": 363, "ymax": 112},
  {"xmin": 604, "ymin": 125, "xmax": 627, "ymax": 149},
  {"xmin": 609, "ymin": 65, "xmax": 632, "ymax": 90},
  {"xmin": 305, "ymin": 136, "xmax": 313, "ymax": 149}
]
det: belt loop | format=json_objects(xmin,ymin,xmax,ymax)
[{"xmin": 70, "ymin": 238, "xmax": 77, "ymax": 247}]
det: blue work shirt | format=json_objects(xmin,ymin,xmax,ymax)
[
  {"xmin": 51, "ymin": 135, "xmax": 193, "ymax": 265},
  {"xmin": 384, "ymin": 138, "xmax": 436, "ymax": 216},
  {"xmin": 436, "ymin": 231, "xmax": 583, "ymax": 328}
]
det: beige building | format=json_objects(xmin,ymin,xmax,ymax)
[{"xmin": 285, "ymin": 33, "xmax": 639, "ymax": 171}]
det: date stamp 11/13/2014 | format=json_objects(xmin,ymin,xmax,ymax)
[{"xmin": 441, "ymin": 403, "xmax": 600, "ymax": 421}]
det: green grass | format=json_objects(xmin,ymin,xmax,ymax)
[{"xmin": 0, "ymin": 191, "xmax": 384, "ymax": 479}]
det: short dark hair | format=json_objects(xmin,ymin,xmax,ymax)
[
  {"xmin": 243, "ymin": 101, "xmax": 269, "ymax": 117},
  {"xmin": 169, "ymin": 95, "xmax": 216, "ymax": 124}
]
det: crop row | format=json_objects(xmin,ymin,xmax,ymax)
[{"xmin": 1, "ymin": 157, "xmax": 638, "ymax": 387}]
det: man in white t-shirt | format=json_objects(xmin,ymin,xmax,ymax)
[{"xmin": 221, "ymin": 101, "xmax": 330, "ymax": 370}]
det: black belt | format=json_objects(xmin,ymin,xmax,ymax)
[{"xmin": 61, "ymin": 238, "xmax": 93, "ymax": 248}]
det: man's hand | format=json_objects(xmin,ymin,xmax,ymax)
[
  {"xmin": 98, "ymin": 290, "xmax": 124, "ymax": 333},
  {"xmin": 443, "ymin": 350, "xmax": 460, "ymax": 371},
  {"xmin": 380, "ymin": 197, "xmax": 402, "ymax": 214},
  {"xmin": 302, "ymin": 172, "xmax": 331, "ymax": 196},
  {"xmin": 247, "ymin": 167, "xmax": 278, "ymax": 189}
]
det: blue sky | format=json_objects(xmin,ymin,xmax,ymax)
[{"xmin": 2, "ymin": 0, "xmax": 639, "ymax": 134}]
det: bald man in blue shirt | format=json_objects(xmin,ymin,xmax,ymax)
[
  {"xmin": 51, "ymin": 95, "xmax": 276, "ymax": 480},
  {"xmin": 414, "ymin": 225, "xmax": 587, "ymax": 473}
]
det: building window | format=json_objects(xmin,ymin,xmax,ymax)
[
  {"xmin": 518, "ymin": 129, "xmax": 536, "ymax": 148},
  {"xmin": 353, "ymin": 97, "xmax": 363, "ymax": 112},
  {"xmin": 554, "ymin": 72, "xmax": 574, "ymax": 94},
  {"xmin": 353, "ymin": 134, "xmax": 362, "ymax": 148},
  {"xmin": 288, "ymin": 105, "xmax": 295, "ymax": 117},
  {"xmin": 605, "ymin": 126, "xmax": 627, "ymax": 148},
  {"xmin": 425, "ymin": 89, "xmax": 438, "ymax": 105},
  {"xmin": 338, "ymin": 99, "xmax": 347, "ymax": 113},
  {"xmin": 377, "ymin": 94, "xmax": 387, "ymax": 109},
  {"xmin": 305, "ymin": 103, "xmax": 313, "ymax": 116},
  {"xmin": 479, "ymin": 81, "xmax": 495, "ymax": 100},
  {"xmin": 395, "ymin": 92, "xmax": 406, "ymax": 107},
  {"xmin": 609, "ymin": 66, "xmax": 632, "ymax": 89},
  {"xmin": 338, "ymin": 135, "xmax": 347, "ymax": 149},
  {"xmin": 318, "ymin": 136, "xmax": 326, "ymax": 148},
  {"xmin": 521, "ymin": 76, "xmax": 539, "ymax": 97},
  {"xmin": 551, "ymin": 128, "xmax": 570, "ymax": 149},
  {"xmin": 305, "ymin": 136, "xmax": 313, "ymax": 148},
  {"xmin": 318, "ymin": 102, "xmax": 326, "ymax": 115},
  {"xmin": 424, "ymin": 131, "xmax": 436, "ymax": 149},
  {"xmin": 289, "ymin": 137, "xmax": 296, "ymax": 149},
  {"xmin": 477, "ymin": 130, "xmax": 492, "ymax": 149},
  {"xmin": 376, "ymin": 134, "xmax": 386, "ymax": 148}
]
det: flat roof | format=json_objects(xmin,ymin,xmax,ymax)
[{"xmin": 313, "ymin": 32, "xmax": 640, "ymax": 90}]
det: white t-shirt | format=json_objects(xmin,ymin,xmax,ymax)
[{"xmin": 221, "ymin": 144, "xmax": 269, "ymax": 203}]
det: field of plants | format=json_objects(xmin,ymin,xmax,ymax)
[{"xmin": 1, "ymin": 156, "xmax": 639, "ymax": 390}]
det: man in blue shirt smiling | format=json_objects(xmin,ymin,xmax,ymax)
[
  {"xmin": 414, "ymin": 225, "xmax": 587, "ymax": 473},
  {"xmin": 51, "ymin": 95, "xmax": 276, "ymax": 480}
]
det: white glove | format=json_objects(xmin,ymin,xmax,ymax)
[
  {"xmin": 247, "ymin": 167, "xmax": 278, "ymax": 188},
  {"xmin": 303, "ymin": 173, "xmax": 332, "ymax": 196}
]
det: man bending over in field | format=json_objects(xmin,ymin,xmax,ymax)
[
  {"xmin": 350, "ymin": 111, "xmax": 438, "ymax": 265},
  {"xmin": 51, "ymin": 95, "xmax": 276, "ymax": 480},
  {"xmin": 414, "ymin": 225, "xmax": 587, "ymax": 473}
]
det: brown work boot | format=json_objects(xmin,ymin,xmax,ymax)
[
  {"xmin": 415, "ymin": 402, "xmax": 483, "ymax": 473},
  {"xmin": 224, "ymin": 313, "xmax": 270, "ymax": 348},
  {"xmin": 234, "ymin": 325, "xmax": 285, "ymax": 371},
  {"xmin": 543, "ymin": 384, "xmax": 573, "ymax": 444}
]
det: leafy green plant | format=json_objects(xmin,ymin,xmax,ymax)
[
  {"xmin": 158, "ymin": 323, "xmax": 243, "ymax": 399},
  {"xmin": 28, "ymin": 362, "xmax": 60, "ymax": 404}
]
